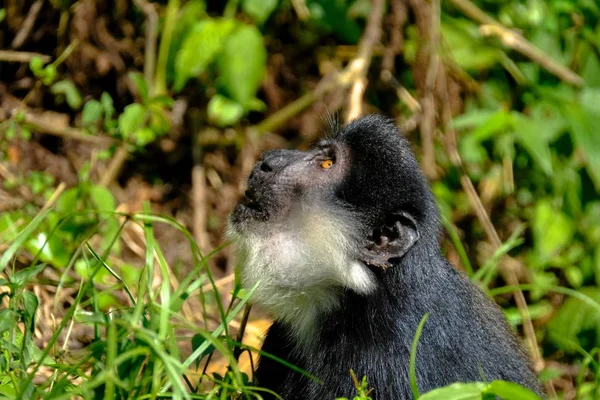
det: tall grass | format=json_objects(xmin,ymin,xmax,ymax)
[{"xmin": 0, "ymin": 202, "xmax": 269, "ymax": 399}]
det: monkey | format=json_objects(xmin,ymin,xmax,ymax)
[{"xmin": 227, "ymin": 115, "xmax": 544, "ymax": 399}]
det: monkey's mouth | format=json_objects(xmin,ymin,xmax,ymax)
[
  {"xmin": 242, "ymin": 190, "xmax": 263, "ymax": 211},
  {"xmin": 230, "ymin": 190, "xmax": 269, "ymax": 226}
]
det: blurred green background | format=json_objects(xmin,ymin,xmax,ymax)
[{"xmin": 0, "ymin": 0, "xmax": 599, "ymax": 399}]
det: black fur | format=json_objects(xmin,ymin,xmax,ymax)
[{"xmin": 245, "ymin": 115, "xmax": 543, "ymax": 399}]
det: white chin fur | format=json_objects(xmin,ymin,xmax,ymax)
[{"xmin": 227, "ymin": 210, "xmax": 376, "ymax": 341}]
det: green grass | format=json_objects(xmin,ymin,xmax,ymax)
[
  {"xmin": 0, "ymin": 203, "xmax": 265, "ymax": 399},
  {"xmin": 0, "ymin": 200, "xmax": 598, "ymax": 399}
]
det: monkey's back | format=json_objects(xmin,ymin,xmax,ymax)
[{"xmin": 254, "ymin": 259, "xmax": 543, "ymax": 400}]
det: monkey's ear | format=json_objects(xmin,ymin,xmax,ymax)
[{"xmin": 359, "ymin": 212, "xmax": 419, "ymax": 270}]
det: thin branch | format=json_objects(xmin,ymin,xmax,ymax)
[
  {"xmin": 408, "ymin": 0, "xmax": 439, "ymax": 178},
  {"xmin": 480, "ymin": 24, "xmax": 584, "ymax": 86},
  {"xmin": 133, "ymin": 0, "xmax": 159, "ymax": 97},
  {"xmin": 40, "ymin": 182, "xmax": 67, "ymax": 213},
  {"xmin": 192, "ymin": 164, "xmax": 210, "ymax": 254},
  {"xmin": 449, "ymin": 0, "xmax": 584, "ymax": 86},
  {"xmin": 254, "ymin": 91, "xmax": 318, "ymax": 134},
  {"xmin": 99, "ymin": 145, "xmax": 129, "ymax": 187},
  {"xmin": 248, "ymin": 0, "xmax": 387, "ymax": 135},
  {"xmin": 345, "ymin": 0, "xmax": 385, "ymax": 122},
  {"xmin": 0, "ymin": 51, "xmax": 51, "ymax": 63},
  {"xmin": 17, "ymin": 112, "xmax": 111, "ymax": 145},
  {"xmin": 381, "ymin": 0, "xmax": 407, "ymax": 74},
  {"xmin": 436, "ymin": 70, "xmax": 545, "ymax": 377},
  {"xmin": 447, "ymin": 0, "xmax": 496, "ymax": 25},
  {"xmin": 11, "ymin": 0, "xmax": 45, "ymax": 49}
]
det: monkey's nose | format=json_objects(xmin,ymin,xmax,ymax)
[
  {"xmin": 244, "ymin": 189, "xmax": 255, "ymax": 201},
  {"xmin": 259, "ymin": 160, "xmax": 274, "ymax": 173}
]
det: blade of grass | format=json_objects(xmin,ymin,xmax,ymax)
[
  {"xmin": 441, "ymin": 216, "xmax": 473, "ymax": 276},
  {"xmin": 489, "ymin": 284, "xmax": 600, "ymax": 314},
  {"xmin": 410, "ymin": 313, "xmax": 429, "ymax": 399},
  {"xmin": 86, "ymin": 243, "xmax": 136, "ymax": 306},
  {"xmin": 18, "ymin": 218, "xmax": 128, "ymax": 397},
  {"xmin": 0, "ymin": 208, "xmax": 51, "ymax": 274}
]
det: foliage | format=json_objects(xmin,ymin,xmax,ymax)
[
  {"xmin": 0, "ymin": 203, "xmax": 259, "ymax": 399},
  {"xmin": 1, "ymin": 0, "xmax": 600, "ymax": 398}
]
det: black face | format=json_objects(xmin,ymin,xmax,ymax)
[
  {"xmin": 230, "ymin": 115, "xmax": 438, "ymax": 269},
  {"xmin": 230, "ymin": 143, "xmax": 349, "ymax": 229}
]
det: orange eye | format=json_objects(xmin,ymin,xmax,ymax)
[{"xmin": 320, "ymin": 159, "xmax": 334, "ymax": 169}]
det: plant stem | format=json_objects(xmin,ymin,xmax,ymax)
[{"xmin": 154, "ymin": 0, "xmax": 180, "ymax": 95}]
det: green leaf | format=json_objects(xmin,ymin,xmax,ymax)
[
  {"xmin": 471, "ymin": 110, "xmax": 512, "ymax": 142},
  {"xmin": 6, "ymin": 121, "xmax": 16, "ymax": 139},
  {"xmin": 89, "ymin": 185, "xmax": 116, "ymax": 212},
  {"xmin": 148, "ymin": 104, "xmax": 171, "ymax": 135},
  {"xmin": 420, "ymin": 382, "xmax": 487, "ymax": 400},
  {"xmin": 73, "ymin": 310, "xmax": 108, "ymax": 324},
  {"xmin": 441, "ymin": 21, "xmax": 500, "ymax": 71},
  {"xmin": 306, "ymin": 0, "xmax": 361, "ymax": 43},
  {"xmin": 129, "ymin": 72, "xmax": 149, "ymax": 103},
  {"xmin": 20, "ymin": 126, "xmax": 31, "ymax": 141},
  {"xmin": 0, "ymin": 309, "xmax": 17, "ymax": 334},
  {"xmin": 512, "ymin": 113, "xmax": 553, "ymax": 176},
  {"xmin": 458, "ymin": 110, "xmax": 511, "ymax": 164},
  {"xmin": 546, "ymin": 287, "xmax": 600, "ymax": 352},
  {"xmin": 484, "ymin": 381, "xmax": 542, "ymax": 400},
  {"xmin": 242, "ymin": 0, "xmax": 277, "ymax": 24},
  {"xmin": 42, "ymin": 64, "xmax": 57, "ymax": 85},
  {"xmin": 133, "ymin": 127, "xmax": 156, "ymax": 147},
  {"xmin": 50, "ymin": 80, "xmax": 83, "ymax": 109},
  {"xmin": 581, "ymin": 51, "xmax": 600, "ymax": 87},
  {"xmin": 29, "ymin": 57, "xmax": 45, "ymax": 76},
  {"xmin": 100, "ymin": 92, "xmax": 115, "ymax": 121},
  {"xmin": 207, "ymin": 94, "xmax": 244, "ymax": 127},
  {"xmin": 12, "ymin": 263, "xmax": 46, "ymax": 289},
  {"xmin": 55, "ymin": 187, "xmax": 79, "ymax": 214},
  {"xmin": 565, "ymin": 266, "xmax": 584, "ymax": 288},
  {"xmin": 174, "ymin": 18, "xmax": 236, "ymax": 92},
  {"xmin": 0, "ymin": 208, "xmax": 52, "ymax": 274},
  {"xmin": 0, "ymin": 384, "xmax": 16, "ymax": 398},
  {"xmin": 531, "ymin": 199, "xmax": 575, "ymax": 265},
  {"xmin": 451, "ymin": 110, "xmax": 498, "ymax": 131},
  {"xmin": 191, "ymin": 333, "xmax": 215, "ymax": 369},
  {"xmin": 565, "ymin": 90, "xmax": 600, "ymax": 191},
  {"xmin": 25, "ymin": 232, "xmax": 71, "ymax": 268},
  {"xmin": 118, "ymin": 103, "xmax": 147, "ymax": 139},
  {"xmin": 20, "ymin": 291, "xmax": 39, "ymax": 333},
  {"xmin": 217, "ymin": 24, "xmax": 267, "ymax": 108},
  {"xmin": 81, "ymin": 100, "xmax": 103, "ymax": 126}
]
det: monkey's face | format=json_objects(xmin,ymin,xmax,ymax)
[
  {"xmin": 227, "ymin": 115, "xmax": 428, "ymax": 335},
  {"xmin": 227, "ymin": 142, "xmax": 377, "ymax": 330},
  {"xmin": 229, "ymin": 145, "xmax": 348, "ymax": 228}
]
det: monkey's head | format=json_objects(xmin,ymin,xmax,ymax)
[{"xmin": 227, "ymin": 115, "xmax": 439, "ymax": 335}]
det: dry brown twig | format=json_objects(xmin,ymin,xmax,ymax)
[
  {"xmin": 448, "ymin": 0, "xmax": 584, "ymax": 87},
  {"xmin": 11, "ymin": 0, "xmax": 45, "ymax": 49},
  {"xmin": 98, "ymin": 145, "xmax": 129, "ymax": 187},
  {"xmin": 436, "ymin": 70, "xmax": 548, "ymax": 383},
  {"xmin": 16, "ymin": 112, "xmax": 111, "ymax": 145},
  {"xmin": 345, "ymin": 0, "xmax": 385, "ymax": 123},
  {"xmin": 399, "ymin": 0, "xmax": 550, "ymax": 390},
  {"xmin": 406, "ymin": 0, "xmax": 439, "ymax": 179},
  {"xmin": 0, "ymin": 51, "xmax": 51, "ymax": 63},
  {"xmin": 99, "ymin": 0, "xmax": 161, "ymax": 189},
  {"xmin": 40, "ymin": 182, "xmax": 67, "ymax": 213},
  {"xmin": 380, "ymin": 0, "xmax": 421, "ymax": 122}
]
